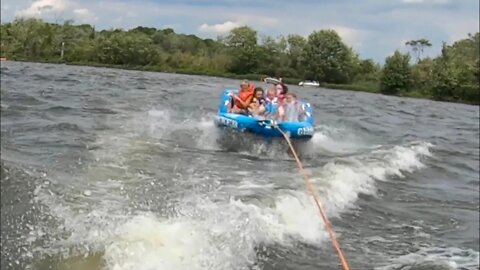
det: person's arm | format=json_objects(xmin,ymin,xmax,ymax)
[
  {"xmin": 297, "ymin": 103, "xmax": 305, "ymax": 121},
  {"xmin": 247, "ymin": 99, "xmax": 256, "ymax": 111},
  {"xmin": 257, "ymin": 99, "xmax": 266, "ymax": 114},
  {"xmin": 234, "ymin": 94, "xmax": 253, "ymax": 108},
  {"xmin": 258, "ymin": 104, "xmax": 266, "ymax": 115},
  {"xmin": 300, "ymin": 102, "xmax": 309, "ymax": 121},
  {"xmin": 278, "ymin": 105, "xmax": 285, "ymax": 120},
  {"xmin": 233, "ymin": 95, "xmax": 245, "ymax": 108}
]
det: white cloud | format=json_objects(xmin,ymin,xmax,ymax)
[
  {"xmin": 16, "ymin": 0, "xmax": 68, "ymax": 18},
  {"xmin": 73, "ymin": 8, "xmax": 97, "ymax": 22},
  {"xmin": 198, "ymin": 14, "xmax": 279, "ymax": 34},
  {"xmin": 15, "ymin": 0, "xmax": 98, "ymax": 24},
  {"xmin": 327, "ymin": 25, "xmax": 370, "ymax": 48},
  {"xmin": 442, "ymin": 18, "xmax": 480, "ymax": 42},
  {"xmin": 199, "ymin": 21, "xmax": 241, "ymax": 33},
  {"xmin": 235, "ymin": 15, "xmax": 279, "ymax": 28},
  {"xmin": 73, "ymin": 8, "xmax": 88, "ymax": 16}
]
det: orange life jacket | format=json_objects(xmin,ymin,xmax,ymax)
[{"xmin": 234, "ymin": 84, "xmax": 255, "ymax": 109}]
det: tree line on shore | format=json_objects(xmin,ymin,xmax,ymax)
[{"xmin": 1, "ymin": 18, "xmax": 478, "ymax": 104}]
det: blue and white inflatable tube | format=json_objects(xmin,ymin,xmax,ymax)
[{"xmin": 215, "ymin": 89, "xmax": 315, "ymax": 139}]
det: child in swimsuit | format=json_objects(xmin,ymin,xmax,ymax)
[
  {"xmin": 279, "ymin": 92, "xmax": 305, "ymax": 122},
  {"xmin": 264, "ymin": 86, "xmax": 279, "ymax": 119},
  {"xmin": 248, "ymin": 87, "xmax": 266, "ymax": 116}
]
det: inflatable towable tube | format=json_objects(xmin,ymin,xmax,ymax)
[{"xmin": 215, "ymin": 89, "xmax": 315, "ymax": 139}]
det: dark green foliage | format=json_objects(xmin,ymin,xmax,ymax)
[
  {"xmin": 0, "ymin": 18, "xmax": 478, "ymax": 104},
  {"xmin": 303, "ymin": 30, "xmax": 356, "ymax": 83},
  {"xmin": 412, "ymin": 34, "xmax": 479, "ymax": 103},
  {"xmin": 354, "ymin": 59, "xmax": 381, "ymax": 82},
  {"xmin": 410, "ymin": 58, "xmax": 434, "ymax": 92},
  {"xmin": 380, "ymin": 50, "xmax": 412, "ymax": 95},
  {"xmin": 223, "ymin": 26, "xmax": 258, "ymax": 74}
]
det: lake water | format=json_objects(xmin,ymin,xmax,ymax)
[{"xmin": 1, "ymin": 61, "xmax": 479, "ymax": 270}]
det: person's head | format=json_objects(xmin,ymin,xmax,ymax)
[
  {"xmin": 285, "ymin": 92, "xmax": 297, "ymax": 103},
  {"xmin": 275, "ymin": 83, "xmax": 288, "ymax": 96},
  {"xmin": 240, "ymin": 80, "xmax": 249, "ymax": 91},
  {"xmin": 267, "ymin": 86, "xmax": 276, "ymax": 99},
  {"xmin": 254, "ymin": 87, "xmax": 264, "ymax": 99},
  {"xmin": 275, "ymin": 84, "xmax": 283, "ymax": 96}
]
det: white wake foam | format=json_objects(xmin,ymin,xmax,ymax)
[
  {"xmin": 311, "ymin": 142, "xmax": 432, "ymax": 216},
  {"xmin": 31, "ymin": 105, "xmax": 436, "ymax": 270},
  {"xmin": 376, "ymin": 246, "xmax": 480, "ymax": 270}
]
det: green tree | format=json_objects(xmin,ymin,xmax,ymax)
[
  {"xmin": 411, "ymin": 58, "xmax": 434, "ymax": 94},
  {"xmin": 130, "ymin": 26, "xmax": 157, "ymax": 36},
  {"xmin": 1, "ymin": 23, "xmax": 17, "ymax": 57},
  {"xmin": 429, "ymin": 35, "xmax": 479, "ymax": 102},
  {"xmin": 286, "ymin": 34, "xmax": 307, "ymax": 78},
  {"xmin": 5, "ymin": 18, "xmax": 45, "ymax": 59},
  {"xmin": 1, "ymin": 18, "xmax": 477, "ymax": 104},
  {"xmin": 303, "ymin": 29, "xmax": 356, "ymax": 83},
  {"xmin": 405, "ymin": 38, "xmax": 432, "ymax": 63},
  {"xmin": 430, "ymin": 57, "xmax": 457, "ymax": 100},
  {"xmin": 356, "ymin": 59, "xmax": 380, "ymax": 81},
  {"xmin": 94, "ymin": 31, "xmax": 158, "ymax": 66},
  {"xmin": 256, "ymin": 35, "xmax": 289, "ymax": 76},
  {"xmin": 380, "ymin": 50, "xmax": 412, "ymax": 94},
  {"xmin": 223, "ymin": 26, "xmax": 258, "ymax": 74}
]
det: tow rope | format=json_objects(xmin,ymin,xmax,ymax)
[{"xmin": 271, "ymin": 122, "xmax": 351, "ymax": 270}]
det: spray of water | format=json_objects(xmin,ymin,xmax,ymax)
[{"xmin": 29, "ymin": 107, "xmax": 438, "ymax": 270}]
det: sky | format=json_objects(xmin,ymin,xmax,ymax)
[{"xmin": 1, "ymin": 0, "xmax": 479, "ymax": 63}]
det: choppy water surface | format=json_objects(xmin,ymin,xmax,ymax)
[{"xmin": 1, "ymin": 61, "xmax": 479, "ymax": 270}]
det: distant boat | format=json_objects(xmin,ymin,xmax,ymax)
[
  {"xmin": 298, "ymin": 80, "xmax": 319, "ymax": 87},
  {"xmin": 263, "ymin": 77, "xmax": 282, "ymax": 84}
]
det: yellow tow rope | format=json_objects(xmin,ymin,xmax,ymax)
[{"xmin": 274, "ymin": 123, "xmax": 351, "ymax": 270}]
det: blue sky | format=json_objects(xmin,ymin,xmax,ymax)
[{"xmin": 1, "ymin": 0, "xmax": 478, "ymax": 63}]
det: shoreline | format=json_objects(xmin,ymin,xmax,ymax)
[{"xmin": 2, "ymin": 59, "xmax": 478, "ymax": 106}]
